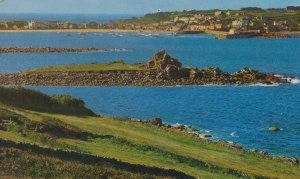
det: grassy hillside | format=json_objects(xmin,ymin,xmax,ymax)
[
  {"xmin": 0, "ymin": 87, "xmax": 299, "ymax": 178},
  {"xmin": 0, "ymin": 140, "xmax": 191, "ymax": 179},
  {"xmin": 26, "ymin": 60, "xmax": 146, "ymax": 73},
  {"xmin": 0, "ymin": 87, "xmax": 94, "ymax": 116}
]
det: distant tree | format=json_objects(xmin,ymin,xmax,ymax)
[
  {"xmin": 241, "ymin": 7, "xmax": 263, "ymax": 11},
  {"xmin": 287, "ymin": 6, "xmax": 300, "ymax": 11}
]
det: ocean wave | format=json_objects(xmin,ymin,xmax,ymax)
[
  {"xmin": 106, "ymin": 48, "xmax": 128, "ymax": 52},
  {"xmin": 274, "ymin": 75, "xmax": 300, "ymax": 84},
  {"xmin": 230, "ymin": 132, "xmax": 239, "ymax": 138},
  {"xmin": 291, "ymin": 78, "xmax": 300, "ymax": 84},
  {"xmin": 247, "ymin": 83, "xmax": 280, "ymax": 87},
  {"xmin": 137, "ymin": 33, "xmax": 173, "ymax": 37},
  {"xmin": 111, "ymin": 33, "xmax": 124, "ymax": 37}
]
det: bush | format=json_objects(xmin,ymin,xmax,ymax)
[
  {"xmin": 0, "ymin": 87, "xmax": 95, "ymax": 116},
  {"xmin": 51, "ymin": 95, "xmax": 85, "ymax": 108}
]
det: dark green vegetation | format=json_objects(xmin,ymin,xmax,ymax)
[
  {"xmin": 0, "ymin": 140, "xmax": 191, "ymax": 179},
  {"xmin": 0, "ymin": 87, "xmax": 94, "ymax": 116},
  {"xmin": 0, "ymin": 87, "xmax": 300, "ymax": 178},
  {"xmin": 125, "ymin": 10, "xmax": 216, "ymax": 24}
]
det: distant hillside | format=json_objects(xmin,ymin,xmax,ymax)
[
  {"xmin": 126, "ymin": 7, "xmax": 300, "ymax": 24},
  {"xmin": 119, "ymin": 7, "xmax": 300, "ymax": 31}
]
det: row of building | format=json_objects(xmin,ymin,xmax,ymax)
[{"xmin": 157, "ymin": 11, "xmax": 295, "ymax": 33}]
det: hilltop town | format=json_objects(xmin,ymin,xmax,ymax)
[{"xmin": 1, "ymin": 6, "xmax": 300, "ymax": 38}]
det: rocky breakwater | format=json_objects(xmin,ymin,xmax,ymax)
[
  {"xmin": 0, "ymin": 50, "xmax": 295, "ymax": 86},
  {"xmin": 0, "ymin": 47, "xmax": 124, "ymax": 53}
]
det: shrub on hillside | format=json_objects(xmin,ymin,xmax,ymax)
[{"xmin": 0, "ymin": 87, "xmax": 94, "ymax": 116}]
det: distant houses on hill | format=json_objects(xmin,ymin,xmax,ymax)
[{"xmin": 0, "ymin": 6, "xmax": 299, "ymax": 33}]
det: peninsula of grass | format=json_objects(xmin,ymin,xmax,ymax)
[
  {"xmin": 26, "ymin": 60, "xmax": 146, "ymax": 73},
  {"xmin": 0, "ymin": 87, "xmax": 299, "ymax": 178}
]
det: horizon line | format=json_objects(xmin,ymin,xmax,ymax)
[{"xmin": 0, "ymin": 5, "xmax": 297, "ymax": 15}]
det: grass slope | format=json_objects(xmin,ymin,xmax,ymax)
[
  {"xmin": 0, "ymin": 140, "xmax": 191, "ymax": 179},
  {"xmin": 26, "ymin": 60, "xmax": 146, "ymax": 73},
  {"xmin": 0, "ymin": 87, "xmax": 300, "ymax": 178},
  {"xmin": 0, "ymin": 87, "xmax": 95, "ymax": 116}
]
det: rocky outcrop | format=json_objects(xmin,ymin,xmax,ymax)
[
  {"xmin": 147, "ymin": 49, "xmax": 182, "ymax": 70},
  {"xmin": 145, "ymin": 118, "xmax": 163, "ymax": 126},
  {"xmin": 0, "ymin": 50, "xmax": 295, "ymax": 86},
  {"xmin": 148, "ymin": 50, "xmax": 231, "ymax": 81},
  {"xmin": 231, "ymin": 68, "xmax": 288, "ymax": 84},
  {"xmin": 269, "ymin": 127, "xmax": 280, "ymax": 132}
]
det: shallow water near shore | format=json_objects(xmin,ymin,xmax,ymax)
[{"xmin": 1, "ymin": 32, "xmax": 300, "ymax": 158}]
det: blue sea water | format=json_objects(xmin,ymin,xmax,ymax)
[{"xmin": 0, "ymin": 31, "xmax": 300, "ymax": 158}]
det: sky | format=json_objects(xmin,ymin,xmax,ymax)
[{"xmin": 0, "ymin": 0, "xmax": 299, "ymax": 14}]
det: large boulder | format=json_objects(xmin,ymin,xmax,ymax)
[
  {"xmin": 165, "ymin": 65, "xmax": 180, "ymax": 79},
  {"xmin": 269, "ymin": 127, "xmax": 280, "ymax": 132},
  {"xmin": 147, "ymin": 50, "xmax": 182, "ymax": 70},
  {"xmin": 147, "ymin": 50, "xmax": 191, "ymax": 79},
  {"xmin": 145, "ymin": 118, "xmax": 163, "ymax": 126}
]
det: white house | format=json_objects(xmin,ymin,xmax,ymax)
[
  {"xmin": 27, "ymin": 21, "xmax": 35, "ymax": 29},
  {"xmin": 232, "ymin": 20, "xmax": 249, "ymax": 28}
]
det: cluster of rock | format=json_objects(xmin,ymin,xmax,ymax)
[
  {"xmin": 0, "ymin": 50, "xmax": 295, "ymax": 86},
  {"xmin": 0, "ymin": 47, "xmax": 121, "ymax": 53},
  {"xmin": 147, "ymin": 50, "xmax": 292, "ymax": 85}
]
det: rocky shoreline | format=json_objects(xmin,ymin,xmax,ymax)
[
  {"xmin": 138, "ymin": 117, "xmax": 300, "ymax": 166},
  {"xmin": 0, "ymin": 50, "xmax": 295, "ymax": 86},
  {"xmin": 0, "ymin": 47, "xmax": 126, "ymax": 53}
]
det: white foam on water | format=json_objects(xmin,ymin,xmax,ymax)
[
  {"xmin": 230, "ymin": 132, "xmax": 239, "ymax": 138},
  {"xmin": 236, "ymin": 83, "xmax": 280, "ymax": 87},
  {"xmin": 274, "ymin": 74, "xmax": 300, "ymax": 84},
  {"xmin": 249, "ymin": 83, "xmax": 280, "ymax": 87},
  {"xmin": 291, "ymin": 78, "xmax": 300, "ymax": 84}
]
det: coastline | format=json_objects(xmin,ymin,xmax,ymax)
[
  {"xmin": 1, "ymin": 86, "xmax": 300, "ymax": 178},
  {"xmin": 0, "ymin": 29, "xmax": 173, "ymax": 34},
  {"xmin": 1, "ymin": 29, "xmax": 299, "ymax": 39},
  {"xmin": 134, "ymin": 117, "xmax": 300, "ymax": 166}
]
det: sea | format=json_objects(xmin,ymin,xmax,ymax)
[{"xmin": 0, "ymin": 14, "xmax": 299, "ymax": 158}]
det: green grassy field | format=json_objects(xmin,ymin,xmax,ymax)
[
  {"xmin": 1, "ymin": 87, "xmax": 300, "ymax": 178},
  {"xmin": 1, "ymin": 145, "xmax": 182, "ymax": 179},
  {"xmin": 26, "ymin": 60, "xmax": 146, "ymax": 73}
]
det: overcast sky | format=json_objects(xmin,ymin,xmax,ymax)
[{"xmin": 0, "ymin": 0, "xmax": 299, "ymax": 14}]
